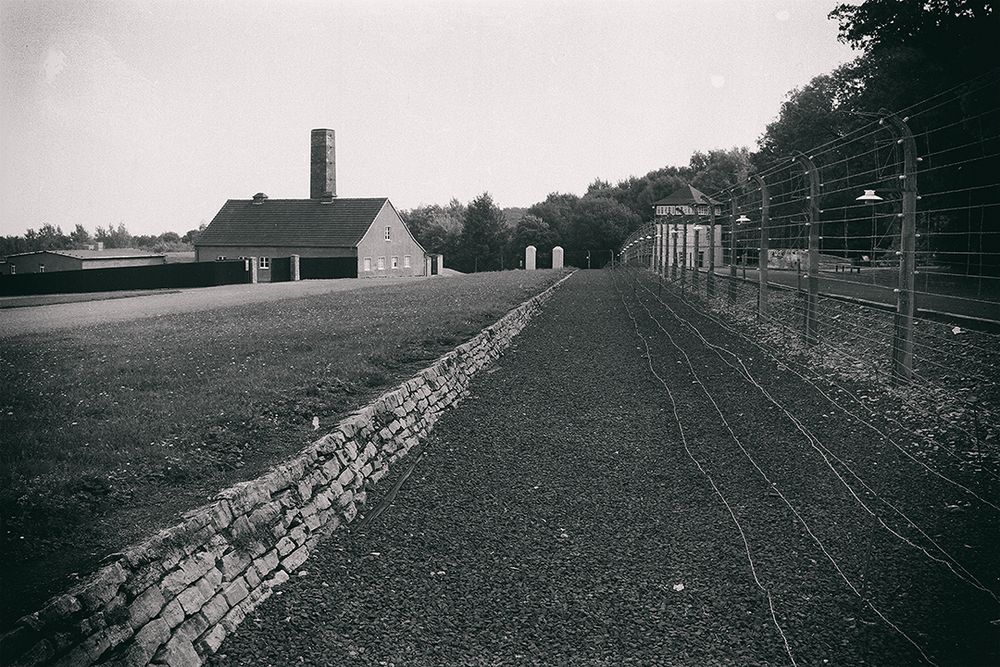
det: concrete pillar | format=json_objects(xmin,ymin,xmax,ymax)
[
  {"xmin": 290, "ymin": 255, "xmax": 301, "ymax": 281},
  {"xmin": 425, "ymin": 256, "xmax": 432, "ymax": 276},
  {"xmin": 525, "ymin": 245, "xmax": 536, "ymax": 270},
  {"xmin": 248, "ymin": 257, "xmax": 259, "ymax": 284},
  {"xmin": 552, "ymin": 246, "xmax": 564, "ymax": 269}
]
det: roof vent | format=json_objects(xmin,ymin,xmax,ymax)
[
  {"xmin": 252, "ymin": 192, "xmax": 268, "ymax": 205},
  {"xmin": 319, "ymin": 191, "xmax": 335, "ymax": 204}
]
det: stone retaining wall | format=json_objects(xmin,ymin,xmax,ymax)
[{"xmin": 2, "ymin": 272, "xmax": 573, "ymax": 667}]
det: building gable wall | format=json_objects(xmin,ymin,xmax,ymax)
[{"xmin": 355, "ymin": 202, "xmax": 426, "ymax": 277}]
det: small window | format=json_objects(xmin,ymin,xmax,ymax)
[
  {"xmin": 217, "ymin": 256, "xmax": 227, "ymax": 261},
  {"xmin": 38, "ymin": 263, "xmax": 45, "ymax": 273},
  {"xmin": 403, "ymin": 255, "xmax": 411, "ymax": 268},
  {"xmin": 363, "ymin": 257, "xmax": 372, "ymax": 272},
  {"xmin": 377, "ymin": 256, "xmax": 386, "ymax": 270},
  {"xmin": 259, "ymin": 257, "xmax": 270, "ymax": 270},
  {"xmin": 384, "ymin": 226, "xmax": 391, "ymax": 241},
  {"xmin": 391, "ymin": 256, "xmax": 399, "ymax": 269},
  {"xmin": 8, "ymin": 265, "xmax": 14, "ymax": 275}
]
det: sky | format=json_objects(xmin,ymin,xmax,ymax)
[{"xmin": 0, "ymin": 0, "xmax": 858, "ymax": 236}]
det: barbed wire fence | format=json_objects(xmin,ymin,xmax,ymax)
[{"xmin": 618, "ymin": 68, "xmax": 1000, "ymax": 470}]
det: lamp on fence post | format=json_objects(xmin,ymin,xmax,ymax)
[
  {"xmin": 882, "ymin": 113, "xmax": 918, "ymax": 384},
  {"xmin": 794, "ymin": 152, "xmax": 821, "ymax": 347},
  {"xmin": 856, "ymin": 189, "xmax": 883, "ymax": 269}
]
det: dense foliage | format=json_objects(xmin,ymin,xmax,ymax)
[
  {"xmin": 0, "ymin": 222, "xmax": 200, "ymax": 258},
  {"xmin": 752, "ymin": 0, "xmax": 999, "ymax": 268},
  {"xmin": 402, "ymin": 148, "xmax": 749, "ymax": 267}
]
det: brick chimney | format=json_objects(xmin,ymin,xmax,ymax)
[{"xmin": 310, "ymin": 129, "xmax": 335, "ymax": 199}]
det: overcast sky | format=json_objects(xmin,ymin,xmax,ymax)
[{"xmin": 0, "ymin": 0, "xmax": 857, "ymax": 236}]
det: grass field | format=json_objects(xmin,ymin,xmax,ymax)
[{"xmin": 0, "ymin": 270, "xmax": 565, "ymax": 627}]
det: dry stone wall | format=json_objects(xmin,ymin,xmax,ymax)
[{"xmin": 2, "ymin": 272, "xmax": 572, "ymax": 667}]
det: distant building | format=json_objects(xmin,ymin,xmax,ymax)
[
  {"xmin": 652, "ymin": 185, "xmax": 724, "ymax": 269},
  {"xmin": 652, "ymin": 184, "xmax": 724, "ymax": 218},
  {"xmin": 0, "ymin": 249, "xmax": 165, "ymax": 275},
  {"xmin": 195, "ymin": 129, "xmax": 429, "ymax": 280}
]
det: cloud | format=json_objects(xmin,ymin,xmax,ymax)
[
  {"xmin": 43, "ymin": 49, "xmax": 67, "ymax": 83},
  {"xmin": 710, "ymin": 75, "xmax": 726, "ymax": 89},
  {"xmin": 775, "ymin": 10, "xmax": 791, "ymax": 22}
]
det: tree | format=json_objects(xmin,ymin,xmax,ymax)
[
  {"xmin": 527, "ymin": 192, "xmax": 579, "ymax": 241},
  {"xmin": 830, "ymin": 0, "xmax": 997, "ymax": 66},
  {"xmin": 456, "ymin": 193, "xmax": 509, "ymax": 272},
  {"xmin": 97, "ymin": 223, "xmax": 133, "ymax": 249},
  {"xmin": 564, "ymin": 197, "xmax": 640, "ymax": 251},
  {"xmin": 509, "ymin": 214, "xmax": 559, "ymax": 259},
  {"xmin": 36, "ymin": 224, "xmax": 71, "ymax": 250},
  {"xmin": 401, "ymin": 199, "xmax": 466, "ymax": 255},
  {"xmin": 69, "ymin": 224, "xmax": 92, "ymax": 247},
  {"xmin": 689, "ymin": 148, "xmax": 750, "ymax": 196}
]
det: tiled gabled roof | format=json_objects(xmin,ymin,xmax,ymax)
[
  {"xmin": 652, "ymin": 185, "xmax": 722, "ymax": 207},
  {"xmin": 195, "ymin": 198, "xmax": 389, "ymax": 248}
]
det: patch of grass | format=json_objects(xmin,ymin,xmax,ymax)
[{"xmin": 0, "ymin": 270, "xmax": 566, "ymax": 627}]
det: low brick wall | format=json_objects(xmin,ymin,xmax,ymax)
[{"xmin": 2, "ymin": 272, "xmax": 573, "ymax": 667}]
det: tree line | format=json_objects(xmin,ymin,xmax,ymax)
[
  {"xmin": 402, "ymin": 147, "xmax": 749, "ymax": 273},
  {"xmin": 0, "ymin": 223, "xmax": 205, "ymax": 259}
]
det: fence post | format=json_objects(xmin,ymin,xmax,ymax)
[
  {"xmin": 708, "ymin": 202, "xmax": 717, "ymax": 298},
  {"xmin": 670, "ymin": 225, "xmax": 678, "ymax": 280},
  {"xmin": 795, "ymin": 152, "xmax": 821, "ymax": 346},
  {"xmin": 750, "ymin": 174, "xmax": 770, "ymax": 319},
  {"xmin": 692, "ymin": 223, "xmax": 700, "ymax": 293},
  {"xmin": 728, "ymin": 197, "xmax": 737, "ymax": 302},
  {"xmin": 884, "ymin": 113, "xmax": 917, "ymax": 384},
  {"xmin": 680, "ymin": 218, "xmax": 688, "ymax": 291}
]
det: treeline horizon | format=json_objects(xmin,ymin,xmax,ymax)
[
  {"xmin": 0, "ymin": 222, "xmax": 206, "ymax": 259},
  {"xmin": 4, "ymin": 0, "xmax": 995, "ymax": 272}
]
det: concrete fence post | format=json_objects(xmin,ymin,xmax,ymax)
[
  {"xmin": 884, "ymin": 113, "xmax": 918, "ymax": 384},
  {"xmin": 670, "ymin": 225, "xmax": 678, "ymax": 280},
  {"xmin": 707, "ymin": 205, "xmax": 716, "ymax": 298},
  {"xmin": 692, "ymin": 224, "xmax": 701, "ymax": 293},
  {"xmin": 680, "ymin": 219, "xmax": 688, "ymax": 291},
  {"xmin": 728, "ymin": 198, "xmax": 737, "ymax": 303},
  {"xmin": 525, "ymin": 245, "xmax": 537, "ymax": 270},
  {"xmin": 794, "ymin": 152, "xmax": 821, "ymax": 346},
  {"xmin": 749, "ymin": 175, "xmax": 770, "ymax": 319}
]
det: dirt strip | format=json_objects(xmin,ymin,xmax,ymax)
[{"xmin": 209, "ymin": 270, "xmax": 998, "ymax": 666}]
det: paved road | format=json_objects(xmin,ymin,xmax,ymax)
[
  {"xmin": 0, "ymin": 277, "xmax": 432, "ymax": 337},
  {"xmin": 210, "ymin": 270, "xmax": 997, "ymax": 666}
]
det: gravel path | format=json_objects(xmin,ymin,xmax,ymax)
[{"xmin": 210, "ymin": 270, "xmax": 998, "ymax": 666}]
